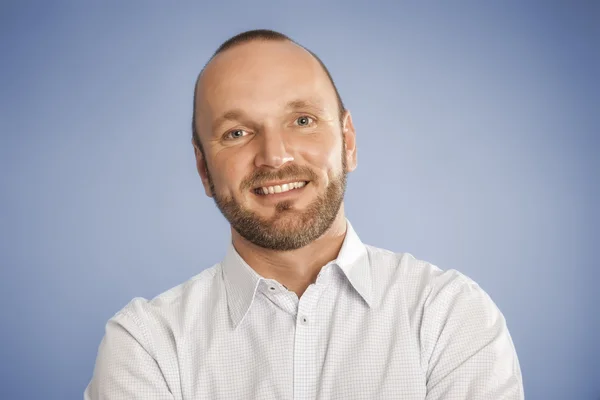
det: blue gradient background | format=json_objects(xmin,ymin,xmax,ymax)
[{"xmin": 1, "ymin": 2, "xmax": 598, "ymax": 399}]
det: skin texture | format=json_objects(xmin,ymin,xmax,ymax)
[{"xmin": 193, "ymin": 40, "xmax": 357, "ymax": 297}]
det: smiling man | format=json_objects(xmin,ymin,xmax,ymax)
[{"xmin": 85, "ymin": 30, "xmax": 524, "ymax": 399}]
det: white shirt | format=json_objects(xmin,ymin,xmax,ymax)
[{"xmin": 85, "ymin": 221, "xmax": 523, "ymax": 399}]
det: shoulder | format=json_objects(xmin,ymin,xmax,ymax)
[
  {"xmin": 108, "ymin": 263, "xmax": 223, "ymax": 342},
  {"xmin": 365, "ymin": 245, "xmax": 499, "ymax": 328},
  {"xmin": 87, "ymin": 265, "xmax": 223, "ymax": 397},
  {"xmin": 365, "ymin": 244, "xmax": 515, "ymax": 359},
  {"xmin": 365, "ymin": 244, "xmax": 477, "ymax": 303}
]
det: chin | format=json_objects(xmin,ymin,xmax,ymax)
[{"xmin": 265, "ymin": 206, "xmax": 303, "ymax": 221}]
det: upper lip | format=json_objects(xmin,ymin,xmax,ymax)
[{"xmin": 252, "ymin": 179, "xmax": 309, "ymax": 189}]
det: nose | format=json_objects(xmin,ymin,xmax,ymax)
[{"xmin": 254, "ymin": 128, "xmax": 294, "ymax": 169}]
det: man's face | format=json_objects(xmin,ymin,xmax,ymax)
[{"xmin": 193, "ymin": 40, "xmax": 357, "ymax": 251}]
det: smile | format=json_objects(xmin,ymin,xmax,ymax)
[{"xmin": 253, "ymin": 181, "xmax": 309, "ymax": 195}]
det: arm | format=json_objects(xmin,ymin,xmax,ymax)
[
  {"xmin": 84, "ymin": 307, "xmax": 175, "ymax": 400},
  {"xmin": 422, "ymin": 272, "xmax": 524, "ymax": 399}
]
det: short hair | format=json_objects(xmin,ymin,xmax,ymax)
[{"xmin": 192, "ymin": 29, "xmax": 346, "ymax": 150}]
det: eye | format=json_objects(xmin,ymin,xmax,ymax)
[
  {"xmin": 225, "ymin": 129, "xmax": 248, "ymax": 140},
  {"xmin": 295, "ymin": 116, "xmax": 314, "ymax": 126}
]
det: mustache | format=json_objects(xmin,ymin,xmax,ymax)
[{"xmin": 241, "ymin": 164, "xmax": 319, "ymax": 190}]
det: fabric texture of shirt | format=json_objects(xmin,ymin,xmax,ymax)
[{"xmin": 84, "ymin": 220, "xmax": 524, "ymax": 399}]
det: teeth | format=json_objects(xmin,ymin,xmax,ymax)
[{"xmin": 257, "ymin": 181, "xmax": 307, "ymax": 195}]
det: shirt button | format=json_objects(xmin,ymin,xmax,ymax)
[
  {"xmin": 269, "ymin": 286, "xmax": 276, "ymax": 291},
  {"xmin": 300, "ymin": 315, "xmax": 309, "ymax": 325}
]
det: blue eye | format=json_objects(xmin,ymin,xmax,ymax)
[
  {"xmin": 296, "ymin": 116, "xmax": 313, "ymax": 126},
  {"xmin": 226, "ymin": 129, "xmax": 247, "ymax": 140}
]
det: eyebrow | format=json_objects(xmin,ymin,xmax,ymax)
[
  {"xmin": 212, "ymin": 109, "xmax": 246, "ymax": 131},
  {"xmin": 285, "ymin": 99, "xmax": 325, "ymax": 112}
]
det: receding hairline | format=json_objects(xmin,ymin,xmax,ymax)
[
  {"xmin": 192, "ymin": 29, "xmax": 346, "ymax": 150},
  {"xmin": 197, "ymin": 35, "xmax": 311, "ymax": 90}
]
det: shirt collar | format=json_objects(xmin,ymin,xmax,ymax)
[{"xmin": 222, "ymin": 219, "xmax": 373, "ymax": 329}]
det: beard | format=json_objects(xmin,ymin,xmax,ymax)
[{"xmin": 204, "ymin": 144, "xmax": 348, "ymax": 251}]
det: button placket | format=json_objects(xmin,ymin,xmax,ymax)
[{"xmin": 293, "ymin": 283, "xmax": 322, "ymax": 399}]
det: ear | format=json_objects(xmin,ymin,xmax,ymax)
[
  {"xmin": 341, "ymin": 111, "xmax": 357, "ymax": 172},
  {"xmin": 192, "ymin": 138, "xmax": 214, "ymax": 198}
]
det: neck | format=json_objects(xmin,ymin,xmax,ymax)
[{"xmin": 231, "ymin": 207, "xmax": 348, "ymax": 298}]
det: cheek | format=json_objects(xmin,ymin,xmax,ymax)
[
  {"xmin": 212, "ymin": 150, "xmax": 253, "ymax": 192},
  {"xmin": 299, "ymin": 136, "xmax": 344, "ymax": 177}
]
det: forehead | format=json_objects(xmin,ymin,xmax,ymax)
[{"xmin": 195, "ymin": 40, "xmax": 338, "ymax": 129}]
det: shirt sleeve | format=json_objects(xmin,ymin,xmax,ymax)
[
  {"xmin": 84, "ymin": 304, "xmax": 175, "ymax": 400},
  {"xmin": 421, "ymin": 271, "xmax": 524, "ymax": 399}
]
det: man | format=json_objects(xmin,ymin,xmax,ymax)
[{"xmin": 85, "ymin": 30, "xmax": 524, "ymax": 399}]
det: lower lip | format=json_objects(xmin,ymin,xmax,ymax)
[{"xmin": 252, "ymin": 183, "xmax": 309, "ymax": 202}]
